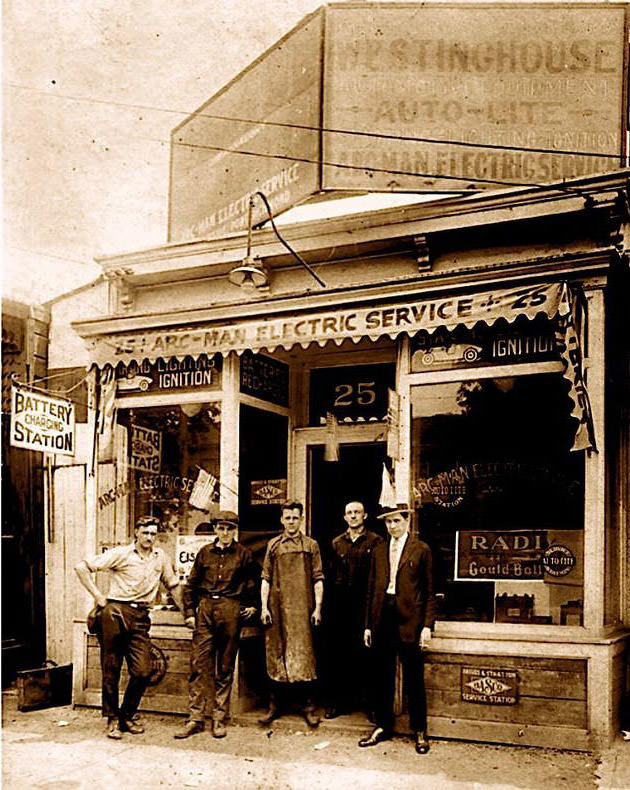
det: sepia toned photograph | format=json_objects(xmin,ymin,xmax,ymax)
[{"xmin": 2, "ymin": 1, "xmax": 629, "ymax": 788}]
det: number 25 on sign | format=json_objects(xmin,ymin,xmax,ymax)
[{"xmin": 334, "ymin": 381, "xmax": 376, "ymax": 407}]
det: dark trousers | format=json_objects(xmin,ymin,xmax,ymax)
[
  {"xmin": 99, "ymin": 603, "xmax": 152, "ymax": 721},
  {"xmin": 327, "ymin": 626, "xmax": 374, "ymax": 714},
  {"xmin": 373, "ymin": 595, "xmax": 427, "ymax": 733},
  {"xmin": 267, "ymin": 680, "xmax": 316, "ymax": 714},
  {"xmin": 188, "ymin": 597, "xmax": 240, "ymax": 723}
]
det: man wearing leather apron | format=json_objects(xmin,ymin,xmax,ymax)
[{"xmin": 259, "ymin": 501, "xmax": 324, "ymax": 728}]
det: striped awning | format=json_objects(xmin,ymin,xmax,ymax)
[
  {"xmin": 88, "ymin": 282, "xmax": 570, "ymax": 366},
  {"xmin": 88, "ymin": 280, "xmax": 595, "ymax": 452}
]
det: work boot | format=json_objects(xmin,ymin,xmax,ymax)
[
  {"xmin": 119, "ymin": 717, "xmax": 145, "ymax": 734},
  {"xmin": 173, "ymin": 720, "xmax": 205, "ymax": 739},
  {"xmin": 257, "ymin": 704, "xmax": 278, "ymax": 726},
  {"xmin": 106, "ymin": 717, "xmax": 122, "ymax": 740},
  {"xmin": 212, "ymin": 720, "xmax": 227, "ymax": 738},
  {"xmin": 303, "ymin": 709, "xmax": 320, "ymax": 728}
]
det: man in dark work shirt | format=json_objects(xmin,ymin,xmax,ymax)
[
  {"xmin": 325, "ymin": 500, "xmax": 383, "ymax": 719},
  {"xmin": 174, "ymin": 511, "xmax": 259, "ymax": 739}
]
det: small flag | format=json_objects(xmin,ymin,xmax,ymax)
[
  {"xmin": 379, "ymin": 464, "xmax": 396, "ymax": 508},
  {"xmin": 324, "ymin": 411, "xmax": 339, "ymax": 462},
  {"xmin": 189, "ymin": 467, "xmax": 218, "ymax": 510},
  {"xmin": 97, "ymin": 366, "xmax": 117, "ymax": 437}
]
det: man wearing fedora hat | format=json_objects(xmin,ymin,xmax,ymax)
[
  {"xmin": 174, "ymin": 511, "xmax": 259, "ymax": 739},
  {"xmin": 358, "ymin": 504, "xmax": 436, "ymax": 755}
]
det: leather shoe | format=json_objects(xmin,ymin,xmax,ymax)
[
  {"xmin": 415, "ymin": 731, "xmax": 430, "ymax": 755},
  {"xmin": 212, "ymin": 720, "xmax": 227, "ymax": 738},
  {"xmin": 257, "ymin": 706, "xmax": 278, "ymax": 726},
  {"xmin": 106, "ymin": 718, "xmax": 122, "ymax": 740},
  {"xmin": 358, "ymin": 727, "xmax": 391, "ymax": 747},
  {"xmin": 120, "ymin": 718, "xmax": 144, "ymax": 735},
  {"xmin": 173, "ymin": 720, "xmax": 204, "ymax": 739},
  {"xmin": 324, "ymin": 707, "xmax": 339, "ymax": 720},
  {"xmin": 303, "ymin": 709, "xmax": 320, "ymax": 728}
]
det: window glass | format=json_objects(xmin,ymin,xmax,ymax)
[
  {"xmin": 238, "ymin": 405, "xmax": 288, "ymax": 564},
  {"xmin": 411, "ymin": 373, "xmax": 584, "ymax": 625},
  {"xmin": 115, "ymin": 403, "xmax": 221, "ymax": 593}
]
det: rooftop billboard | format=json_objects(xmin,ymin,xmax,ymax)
[
  {"xmin": 169, "ymin": 3, "xmax": 627, "ymax": 243},
  {"xmin": 322, "ymin": 3, "xmax": 627, "ymax": 192},
  {"xmin": 168, "ymin": 10, "xmax": 323, "ymax": 242}
]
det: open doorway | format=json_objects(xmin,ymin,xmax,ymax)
[
  {"xmin": 309, "ymin": 441, "xmax": 387, "ymax": 573},
  {"xmin": 308, "ymin": 440, "xmax": 387, "ymax": 715}
]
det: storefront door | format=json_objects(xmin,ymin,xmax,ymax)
[
  {"xmin": 292, "ymin": 423, "xmax": 387, "ymax": 547},
  {"xmin": 309, "ymin": 442, "xmax": 387, "ymax": 562}
]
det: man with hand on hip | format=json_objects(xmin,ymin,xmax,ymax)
[
  {"xmin": 75, "ymin": 515, "xmax": 184, "ymax": 740},
  {"xmin": 174, "ymin": 511, "xmax": 259, "ymax": 740},
  {"xmin": 358, "ymin": 504, "xmax": 436, "ymax": 755}
]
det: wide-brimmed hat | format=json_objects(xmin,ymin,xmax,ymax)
[
  {"xmin": 214, "ymin": 510, "xmax": 239, "ymax": 528},
  {"xmin": 376, "ymin": 504, "xmax": 412, "ymax": 519}
]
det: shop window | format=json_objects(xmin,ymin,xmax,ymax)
[
  {"xmin": 108, "ymin": 403, "xmax": 221, "ymax": 597},
  {"xmin": 238, "ymin": 405, "xmax": 288, "ymax": 564},
  {"xmin": 411, "ymin": 373, "xmax": 584, "ymax": 626}
]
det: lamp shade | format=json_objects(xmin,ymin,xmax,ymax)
[{"xmin": 228, "ymin": 256, "xmax": 269, "ymax": 291}]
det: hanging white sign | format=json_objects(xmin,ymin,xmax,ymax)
[{"xmin": 10, "ymin": 384, "xmax": 75, "ymax": 457}]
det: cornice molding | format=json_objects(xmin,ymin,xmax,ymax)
[
  {"xmin": 95, "ymin": 172, "xmax": 630, "ymax": 285},
  {"xmin": 72, "ymin": 250, "xmax": 613, "ymax": 339}
]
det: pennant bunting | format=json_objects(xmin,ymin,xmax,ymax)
[
  {"xmin": 386, "ymin": 388, "xmax": 400, "ymax": 461},
  {"xmin": 556, "ymin": 284, "xmax": 597, "ymax": 452},
  {"xmin": 97, "ymin": 366, "xmax": 117, "ymax": 439}
]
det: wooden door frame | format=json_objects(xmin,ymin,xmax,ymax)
[{"xmin": 291, "ymin": 422, "xmax": 387, "ymax": 534}]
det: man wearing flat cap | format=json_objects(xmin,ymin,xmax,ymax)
[
  {"xmin": 174, "ymin": 511, "xmax": 259, "ymax": 739},
  {"xmin": 359, "ymin": 504, "xmax": 436, "ymax": 755}
]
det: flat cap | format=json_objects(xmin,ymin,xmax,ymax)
[{"xmin": 214, "ymin": 510, "xmax": 239, "ymax": 528}]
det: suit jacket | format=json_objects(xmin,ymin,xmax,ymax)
[{"xmin": 365, "ymin": 534, "xmax": 436, "ymax": 643}]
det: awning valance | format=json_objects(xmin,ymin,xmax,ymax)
[
  {"xmin": 88, "ymin": 282, "xmax": 570, "ymax": 367},
  {"xmin": 88, "ymin": 280, "xmax": 595, "ymax": 452}
]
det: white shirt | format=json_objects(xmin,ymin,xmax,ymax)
[
  {"xmin": 386, "ymin": 532, "xmax": 408, "ymax": 594},
  {"xmin": 85, "ymin": 542, "xmax": 177, "ymax": 604}
]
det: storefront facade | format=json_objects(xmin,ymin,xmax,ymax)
[{"xmin": 54, "ymin": 171, "xmax": 629, "ymax": 750}]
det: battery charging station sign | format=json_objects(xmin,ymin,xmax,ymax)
[{"xmin": 10, "ymin": 384, "xmax": 75, "ymax": 456}]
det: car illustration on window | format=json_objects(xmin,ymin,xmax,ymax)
[
  {"xmin": 415, "ymin": 343, "xmax": 483, "ymax": 367},
  {"xmin": 116, "ymin": 374, "xmax": 152, "ymax": 392}
]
